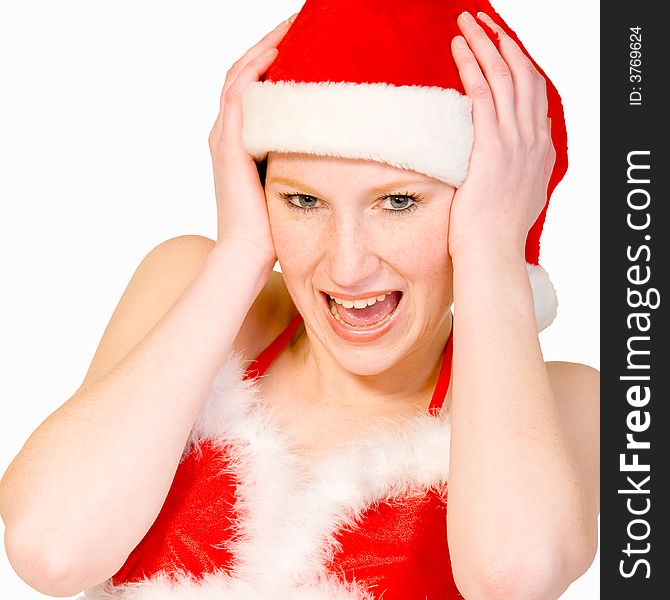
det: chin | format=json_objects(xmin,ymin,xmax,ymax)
[{"xmin": 332, "ymin": 353, "xmax": 404, "ymax": 377}]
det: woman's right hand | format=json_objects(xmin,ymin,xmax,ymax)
[{"xmin": 208, "ymin": 13, "xmax": 297, "ymax": 268}]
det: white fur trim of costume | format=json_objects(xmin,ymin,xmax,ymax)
[
  {"xmin": 527, "ymin": 263, "xmax": 558, "ymax": 332},
  {"xmin": 80, "ymin": 350, "xmax": 452, "ymax": 599},
  {"xmin": 82, "ymin": 570, "xmax": 374, "ymax": 600},
  {"xmin": 242, "ymin": 80, "xmax": 474, "ymax": 187}
]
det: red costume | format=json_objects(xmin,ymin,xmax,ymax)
[
  {"xmin": 80, "ymin": 313, "xmax": 464, "ymax": 599},
  {"xmin": 79, "ymin": 0, "xmax": 568, "ymax": 594}
]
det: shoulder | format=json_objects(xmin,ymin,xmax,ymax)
[
  {"xmin": 544, "ymin": 361, "xmax": 600, "ymax": 443},
  {"xmin": 155, "ymin": 233, "xmax": 214, "ymax": 255},
  {"xmin": 131, "ymin": 234, "xmax": 216, "ymax": 290},
  {"xmin": 77, "ymin": 234, "xmax": 296, "ymax": 393},
  {"xmin": 77, "ymin": 234, "xmax": 218, "ymax": 392},
  {"xmin": 176, "ymin": 236, "xmax": 297, "ymax": 363},
  {"xmin": 545, "ymin": 361, "xmax": 600, "ymax": 393}
]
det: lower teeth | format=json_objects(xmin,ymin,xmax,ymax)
[{"xmin": 328, "ymin": 298, "xmax": 397, "ymax": 329}]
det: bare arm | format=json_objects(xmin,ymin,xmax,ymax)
[
  {"xmin": 0, "ymin": 237, "xmax": 275, "ymax": 596},
  {"xmin": 1, "ymin": 12, "xmax": 297, "ymax": 595},
  {"xmin": 446, "ymin": 12, "xmax": 598, "ymax": 600},
  {"xmin": 447, "ymin": 243, "xmax": 596, "ymax": 600}
]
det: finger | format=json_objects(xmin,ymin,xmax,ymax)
[
  {"xmin": 451, "ymin": 35, "xmax": 498, "ymax": 141},
  {"xmin": 220, "ymin": 14, "xmax": 297, "ymax": 112},
  {"xmin": 219, "ymin": 48, "xmax": 280, "ymax": 165},
  {"xmin": 476, "ymin": 11, "xmax": 549, "ymax": 138},
  {"xmin": 210, "ymin": 14, "xmax": 296, "ymax": 143},
  {"xmin": 456, "ymin": 11, "xmax": 516, "ymax": 129},
  {"xmin": 224, "ymin": 13, "xmax": 298, "ymax": 91}
]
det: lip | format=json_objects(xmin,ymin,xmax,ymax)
[
  {"xmin": 322, "ymin": 289, "xmax": 400, "ymax": 302},
  {"xmin": 319, "ymin": 290, "xmax": 404, "ymax": 343}
]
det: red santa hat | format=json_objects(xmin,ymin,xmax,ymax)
[{"xmin": 242, "ymin": 0, "xmax": 567, "ymax": 332}]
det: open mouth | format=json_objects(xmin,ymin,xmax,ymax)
[{"xmin": 320, "ymin": 291, "xmax": 403, "ymax": 329}]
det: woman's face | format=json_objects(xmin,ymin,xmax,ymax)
[{"xmin": 264, "ymin": 151, "xmax": 456, "ymax": 374}]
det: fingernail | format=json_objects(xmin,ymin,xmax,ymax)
[
  {"xmin": 459, "ymin": 11, "xmax": 475, "ymax": 24},
  {"xmin": 476, "ymin": 11, "xmax": 493, "ymax": 24},
  {"xmin": 453, "ymin": 35, "xmax": 467, "ymax": 48},
  {"xmin": 288, "ymin": 12, "xmax": 299, "ymax": 24},
  {"xmin": 263, "ymin": 47, "xmax": 278, "ymax": 57}
]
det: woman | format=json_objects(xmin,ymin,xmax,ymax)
[{"xmin": 0, "ymin": 1, "xmax": 599, "ymax": 598}]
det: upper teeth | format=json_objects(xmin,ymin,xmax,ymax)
[{"xmin": 329, "ymin": 293, "xmax": 389, "ymax": 309}]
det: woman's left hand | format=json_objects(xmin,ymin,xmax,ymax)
[{"xmin": 446, "ymin": 11, "xmax": 556, "ymax": 260}]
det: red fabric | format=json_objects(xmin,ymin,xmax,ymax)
[
  {"xmin": 264, "ymin": 0, "xmax": 471, "ymax": 92},
  {"xmin": 328, "ymin": 490, "xmax": 463, "ymax": 599},
  {"xmin": 111, "ymin": 441, "xmax": 240, "ymax": 584},
  {"xmin": 112, "ymin": 312, "xmax": 463, "ymax": 598},
  {"xmin": 264, "ymin": 0, "xmax": 568, "ymax": 267}
]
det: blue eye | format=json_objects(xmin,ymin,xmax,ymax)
[
  {"xmin": 380, "ymin": 193, "xmax": 421, "ymax": 215},
  {"xmin": 280, "ymin": 193, "xmax": 320, "ymax": 213},
  {"xmin": 279, "ymin": 192, "xmax": 422, "ymax": 216}
]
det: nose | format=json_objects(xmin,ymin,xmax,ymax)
[{"xmin": 326, "ymin": 216, "xmax": 382, "ymax": 289}]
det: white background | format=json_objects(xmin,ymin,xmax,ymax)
[{"xmin": 0, "ymin": 0, "xmax": 599, "ymax": 597}]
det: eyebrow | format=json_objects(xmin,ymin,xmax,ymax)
[{"xmin": 265, "ymin": 176, "xmax": 431, "ymax": 197}]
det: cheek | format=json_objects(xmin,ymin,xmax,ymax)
[
  {"xmin": 393, "ymin": 239, "xmax": 450, "ymax": 282},
  {"xmin": 267, "ymin": 211, "xmax": 321, "ymax": 271},
  {"xmin": 388, "ymin": 216, "xmax": 453, "ymax": 302},
  {"xmin": 386, "ymin": 213, "xmax": 451, "ymax": 271},
  {"xmin": 266, "ymin": 202, "xmax": 288, "ymax": 251}
]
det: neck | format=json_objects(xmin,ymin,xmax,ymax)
[{"xmin": 289, "ymin": 310, "xmax": 453, "ymax": 412}]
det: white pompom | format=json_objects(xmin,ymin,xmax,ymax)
[{"xmin": 526, "ymin": 263, "xmax": 558, "ymax": 332}]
